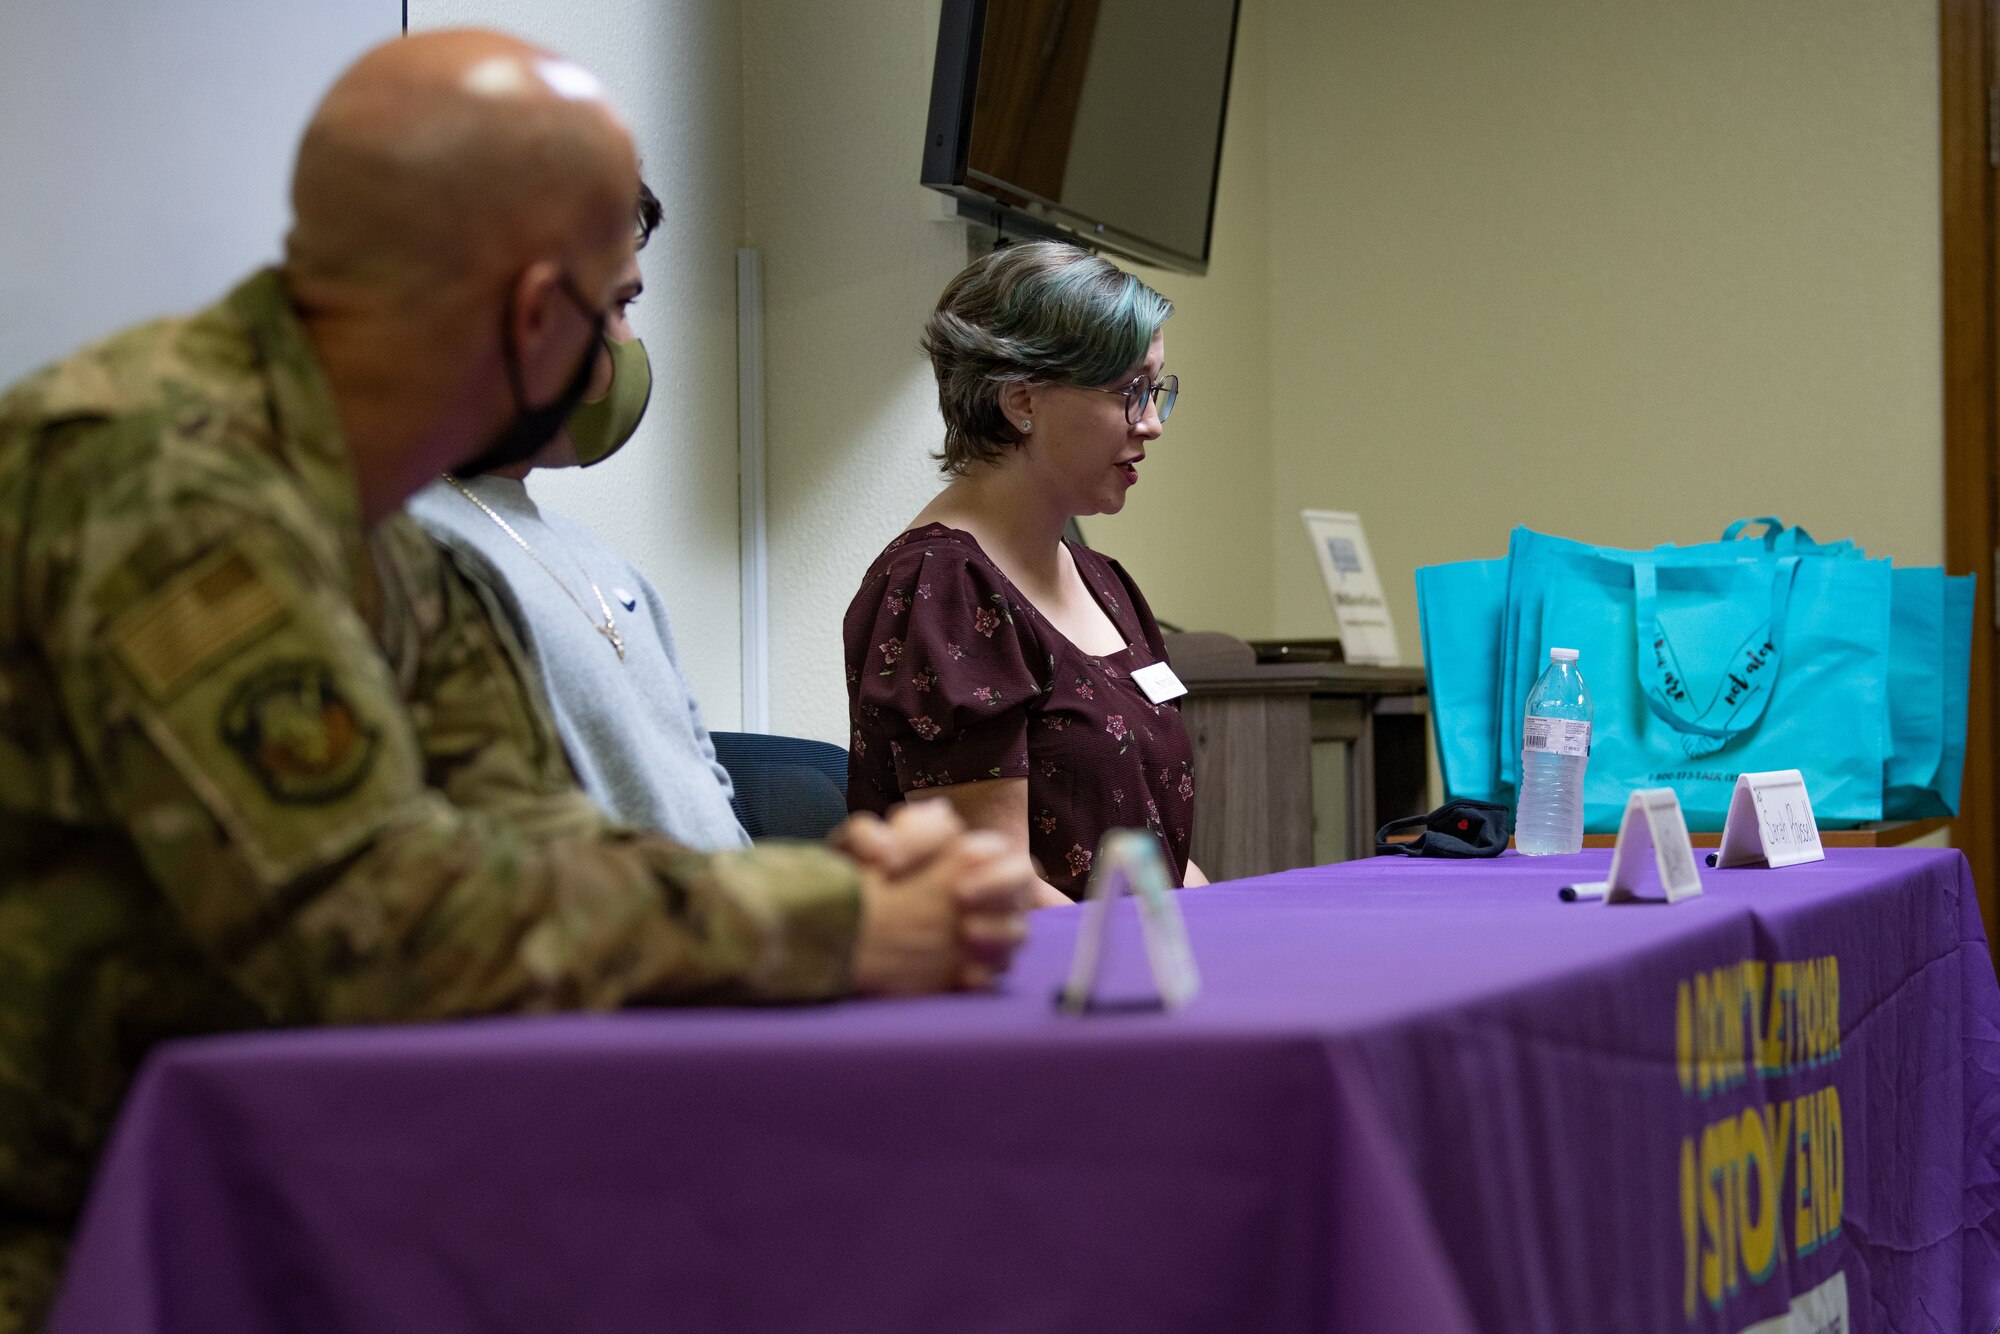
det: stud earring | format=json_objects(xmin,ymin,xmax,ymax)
[{"xmin": 1020, "ymin": 420, "xmax": 1032, "ymax": 431}]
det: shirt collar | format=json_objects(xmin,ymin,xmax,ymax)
[{"xmin": 224, "ymin": 267, "xmax": 365, "ymax": 540}]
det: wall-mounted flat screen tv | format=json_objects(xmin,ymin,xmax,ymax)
[{"xmin": 921, "ymin": 0, "xmax": 1242, "ymax": 275}]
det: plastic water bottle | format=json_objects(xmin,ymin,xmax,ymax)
[{"xmin": 1516, "ymin": 647, "xmax": 1592, "ymax": 855}]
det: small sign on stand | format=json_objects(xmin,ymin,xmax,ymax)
[
  {"xmin": 1057, "ymin": 830, "xmax": 1200, "ymax": 1015},
  {"xmin": 1710, "ymin": 769, "xmax": 1825, "ymax": 870},
  {"xmin": 1299, "ymin": 509, "xmax": 1400, "ymax": 665},
  {"xmin": 1562, "ymin": 788, "xmax": 1704, "ymax": 904}
]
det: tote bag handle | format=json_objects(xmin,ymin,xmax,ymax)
[
  {"xmin": 1632, "ymin": 555, "xmax": 1801, "ymax": 741},
  {"xmin": 1720, "ymin": 516, "xmax": 1787, "ymax": 544},
  {"xmin": 1719, "ymin": 516, "xmax": 1829, "ymax": 554}
]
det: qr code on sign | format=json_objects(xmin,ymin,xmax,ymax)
[{"xmin": 1325, "ymin": 538, "xmax": 1362, "ymax": 576}]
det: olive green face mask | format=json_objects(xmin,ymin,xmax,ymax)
[{"xmin": 565, "ymin": 334, "xmax": 653, "ymax": 467}]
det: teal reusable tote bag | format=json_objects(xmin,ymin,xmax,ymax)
[
  {"xmin": 1883, "ymin": 566, "xmax": 1946, "ymax": 815},
  {"xmin": 1934, "ymin": 573, "xmax": 1976, "ymax": 812},
  {"xmin": 1529, "ymin": 546, "xmax": 1890, "ymax": 830},
  {"xmin": 1883, "ymin": 569, "xmax": 1976, "ymax": 818},
  {"xmin": 1415, "ymin": 558, "xmax": 1510, "ymax": 805},
  {"xmin": 1679, "ymin": 522, "xmax": 1975, "ymax": 819},
  {"xmin": 1498, "ymin": 519, "xmax": 1860, "ymax": 795}
]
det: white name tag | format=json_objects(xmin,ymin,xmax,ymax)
[
  {"xmin": 1713, "ymin": 769, "xmax": 1825, "ymax": 870},
  {"xmin": 1130, "ymin": 660, "xmax": 1188, "ymax": 704},
  {"xmin": 1128, "ymin": 660, "xmax": 1184, "ymax": 704}
]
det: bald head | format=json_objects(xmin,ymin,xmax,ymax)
[
  {"xmin": 287, "ymin": 30, "xmax": 638, "ymax": 302},
  {"xmin": 280, "ymin": 31, "xmax": 645, "ymax": 524}
]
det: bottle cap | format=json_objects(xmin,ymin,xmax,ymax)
[{"xmin": 1550, "ymin": 647, "xmax": 1579, "ymax": 662}]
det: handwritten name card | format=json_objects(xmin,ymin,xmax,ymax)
[{"xmin": 1713, "ymin": 770, "xmax": 1824, "ymax": 870}]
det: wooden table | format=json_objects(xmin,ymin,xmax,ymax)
[
  {"xmin": 1573, "ymin": 818, "xmax": 1950, "ymax": 849},
  {"xmin": 1164, "ymin": 633, "xmax": 1429, "ymax": 880}
]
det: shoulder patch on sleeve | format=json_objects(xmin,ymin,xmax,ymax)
[
  {"xmin": 220, "ymin": 659, "xmax": 379, "ymax": 805},
  {"xmin": 110, "ymin": 548, "xmax": 286, "ymax": 700}
]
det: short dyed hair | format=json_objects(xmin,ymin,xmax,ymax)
[{"xmin": 922, "ymin": 240, "xmax": 1171, "ymax": 475}]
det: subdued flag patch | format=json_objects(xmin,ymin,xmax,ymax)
[{"xmin": 111, "ymin": 548, "xmax": 286, "ymax": 699}]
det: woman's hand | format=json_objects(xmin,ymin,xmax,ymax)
[{"xmin": 914, "ymin": 778, "xmax": 1072, "ymax": 906}]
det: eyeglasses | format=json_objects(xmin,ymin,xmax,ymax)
[{"xmin": 1087, "ymin": 372, "xmax": 1179, "ymax": 425}]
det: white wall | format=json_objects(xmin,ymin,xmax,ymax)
[
  {"xmin": 741, "ymin": 0, "xmax": 972, "ymax": 743},
  {"xmin": 0, "ymin": 1, "xmax": 397, "ymax": 386},
  {"xmin": 410, "ymin": 0, "xmax": 750, "ymax": 727}
]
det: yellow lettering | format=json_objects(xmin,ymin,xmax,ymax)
[
  {"xmin": 1799, "ymin": 962, "xmax": 1818, "ymax": 1067},
  {"xmin": 1720, "ymin": 975, "xmax": 1736, "ymax": 1087},
  {"xmin": 1673, "ymin": 959, "xmax": 1845, "ymax": 1308},
  {"xmin": 1728, "ymin": 966, "xmax": 1748, "ymax": 1086},
  {"xmin": 1798, "ymin": 965, "xmax": 1815, "ymax": 1069},
  {"xmin": 1712, "ymin": 1115, "xmax": 1741, "ymax": 1297},
  {"xmin": 1795, "ymin": 1091, "xmax": 1819, "ymax": 1256},
  {"xmin": 1736, "ymin": 1107, "xmax": 1779, "ymax": 1282},
  {"xmin": 1713, "ymin": 969, "xmax": 1730, "ymax": 1088},
  {"xmin": 1714, "ymin": 973, "xmax": 1726, "ymax": 1089},
  {"xmin": 1813, "ymin": 1089, "xmax": 1831, "ymax": 1241},
  {"xmin": 1808, "ymin": 964, "xmax": 1824, "ymax": 1072},
  {"xmin": 1767, "ymin": 963, "xmax": 1794, "ymax": 1075},
  {"xmin": 1762, "ymin": 1098, "xmax": 1793, "ymax": 1255},
  {"xmin": 1745, "ymin": 961, "xmax": 1768, "ymax": 1076}
]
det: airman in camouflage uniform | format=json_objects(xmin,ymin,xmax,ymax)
[{"xmin": 0, "ymin": 31, "xmax": 1027, "ymax": 1330}]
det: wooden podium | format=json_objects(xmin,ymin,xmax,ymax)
[{"xmin": 1163, "ymin": 633, "xmax": 1430, "ymax": 881}]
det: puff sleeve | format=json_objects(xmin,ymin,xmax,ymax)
[{"xmin": 849, "ymin": 543, "xmax": 1047, "ymax": 793}]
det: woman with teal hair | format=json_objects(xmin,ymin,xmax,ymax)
[{"xmin": 844, "ymin": 240, "xmax": 1206, "ymax": 903}]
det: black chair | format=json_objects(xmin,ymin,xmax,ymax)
[{"xmin": 709, "ymin": 732, "xmax": 851, "ymax": 841}]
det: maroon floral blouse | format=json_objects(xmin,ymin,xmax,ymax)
[{"xmin": 843, "ymin": 523, "xmax": 1195, "ymax": 899}]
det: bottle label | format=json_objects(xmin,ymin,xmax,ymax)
[{"xmin": 1524, "ymin": 717, "xmax": 1591, "ymax": 758}]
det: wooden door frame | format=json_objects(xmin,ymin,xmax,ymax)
[{"xmin": 1941, "ymin": 0, "xmax": 1998, "ymax": 950}]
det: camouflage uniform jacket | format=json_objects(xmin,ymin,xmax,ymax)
[{"xmin": 0, "ymin": 270, "xmax": 860, "ymax": 1329}]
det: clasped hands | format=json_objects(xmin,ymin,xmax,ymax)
[{"xmin": 835, "ymin": 799, "xmax": 1032, "ymax": 995}]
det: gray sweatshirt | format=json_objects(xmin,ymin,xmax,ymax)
[{"xmin": 409, "ymin": 475, "xmax": 750, "ymax": 851}]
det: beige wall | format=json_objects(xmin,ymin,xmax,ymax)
[
  {"xmin": 1260, "ymin": 0, "xmax": 1942, "ymax": 653},
  {"xmin": 1084, "ymin": 0, "xmax": 1275, "ymax": 643},
  {"xmin": 419, "ymin": 0, "xmax": 1944, "ymax": 745}
]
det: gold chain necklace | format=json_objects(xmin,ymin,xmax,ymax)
[{"xmin": 442, "ymin": 475, "xmax": 625, "ymax": 660}]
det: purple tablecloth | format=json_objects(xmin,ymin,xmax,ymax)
[{"xmin": 49, "ymin": 849, "xmax": 2000, "ymax": 1334}]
